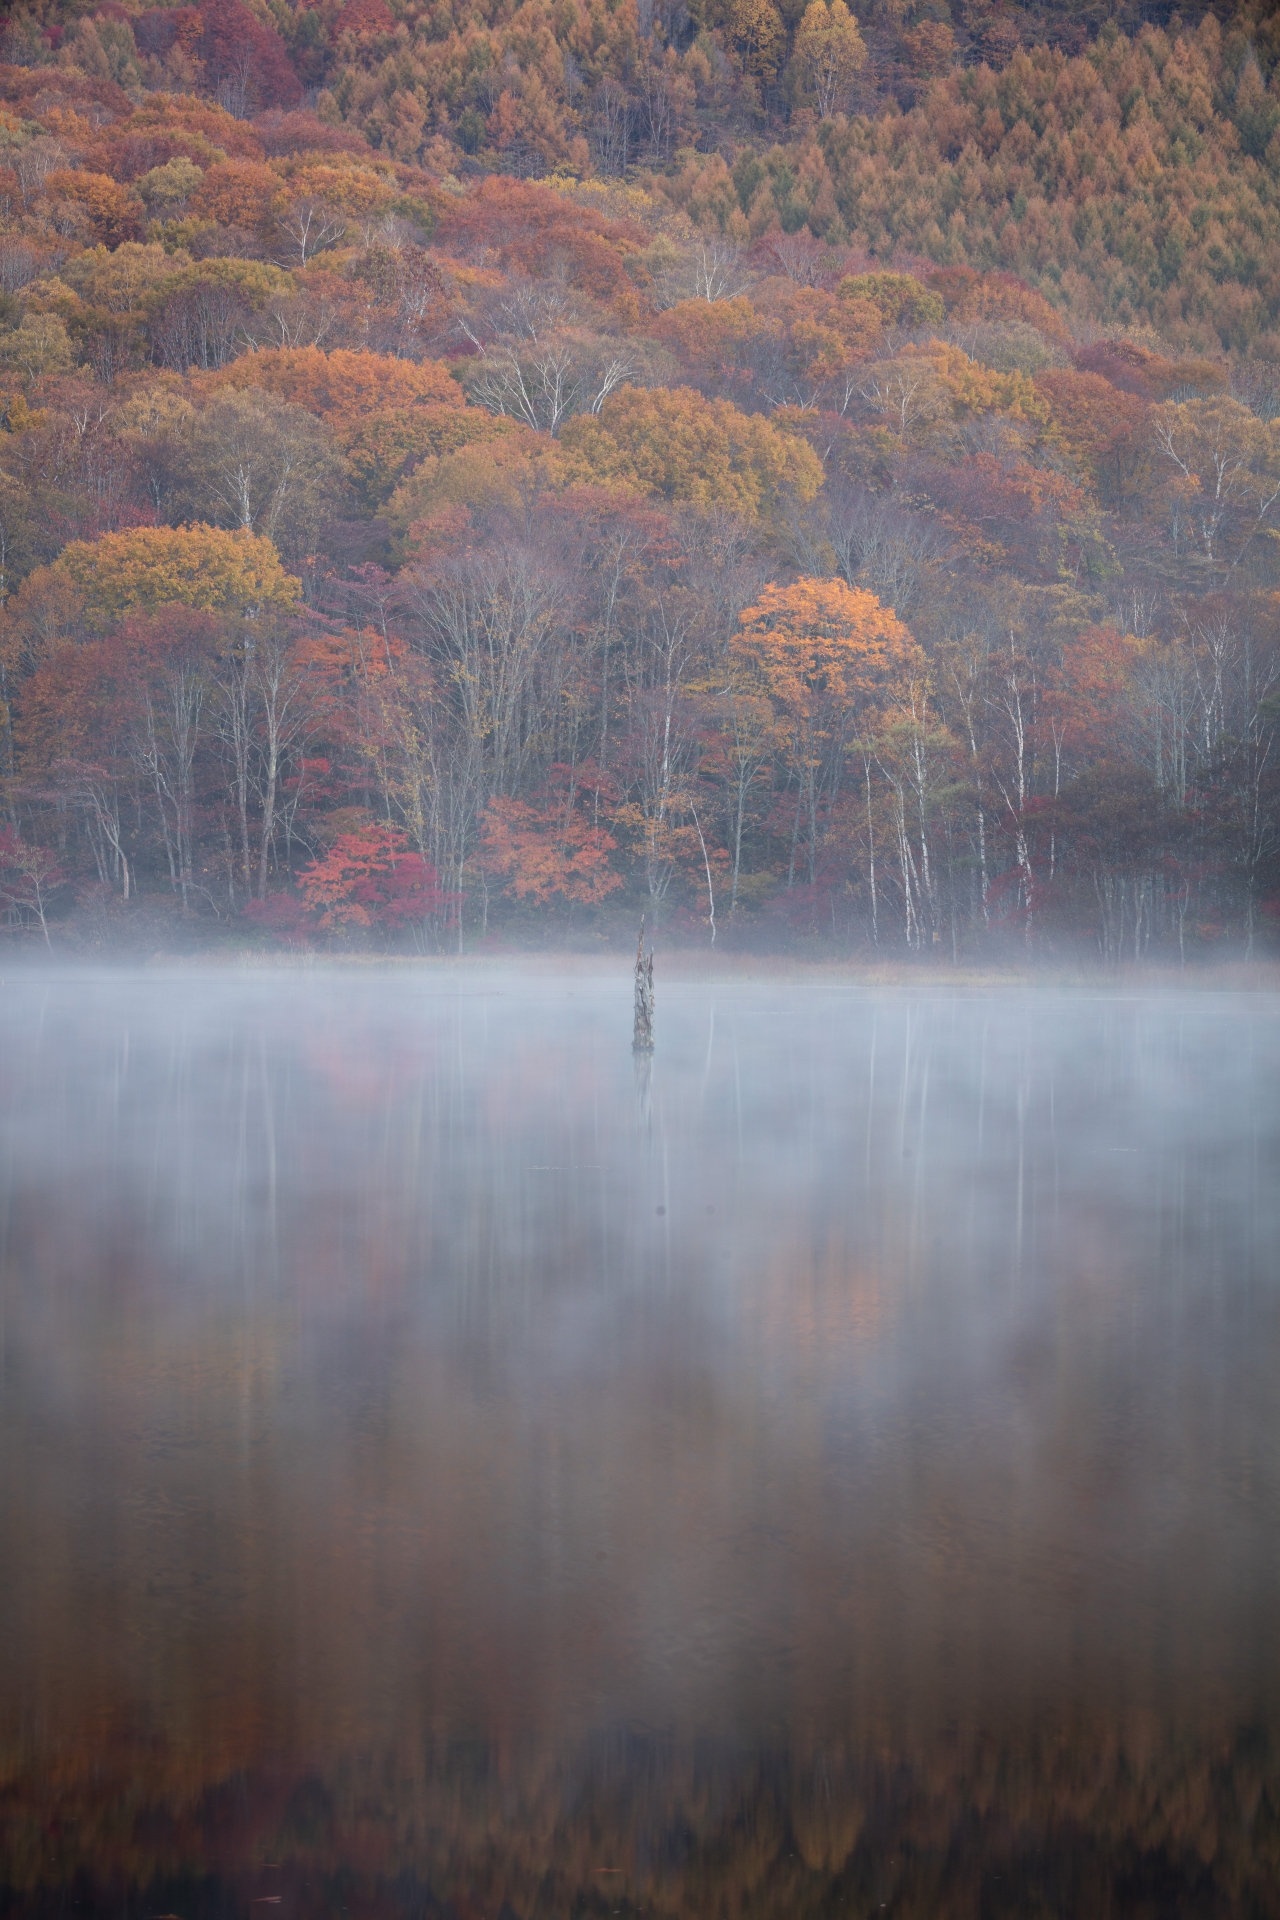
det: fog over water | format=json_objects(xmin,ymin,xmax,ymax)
[{"xmin": 1, "ymin": 969, "xmax": 1279, "ymax": 1914}]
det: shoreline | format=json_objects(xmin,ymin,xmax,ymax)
[{"xmin": 3, "ymin": 949, "xmax": 1280, "ymax": 993}]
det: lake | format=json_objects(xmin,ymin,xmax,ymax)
[{"xmin": 1, "ymin": 969, "xmax": 1278, "ymax": 1917}]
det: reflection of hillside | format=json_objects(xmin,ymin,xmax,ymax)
[
  {"xmin": 4, "ymin": 1721, "xmax": 1280, "ymax": 1914},
  {"xmin": 1, "ymin": 978, "xmax": 1279, "ymax": 1911}
]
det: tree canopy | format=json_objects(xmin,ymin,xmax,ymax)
[{"xmin": 55, "ymin": 525, "xmax": 301, "ymax": 624}]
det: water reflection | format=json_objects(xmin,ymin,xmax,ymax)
[{"xmin": 1, "ymin": 970, "xmax": 1278, "ymax": 1915}]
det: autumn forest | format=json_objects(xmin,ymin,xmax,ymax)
[{"xmin": 2, "ymin": 0, "xmax": 1280, "ymax": 957}]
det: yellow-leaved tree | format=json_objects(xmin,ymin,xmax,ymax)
[
  {"xmin": 54, "ymin": 525, "xmax": 301, "ymax": 626},
  {"xmin": 342, "ymin": 408, "xmax": 516, "ymax": 511},
  {"xmin": 558, "ymin": 386, "xmax": 822, "ymax": 519},
  {"xmin": 734, "ymin": 576, "xmax": 918, "ymax": 884},
  {"xmin": 730, "ymin": 0, "xmax": 786, "ymax": 81},
  {"xmin": 837, "ymin": 273, "xmax": 945, "ymax": 330},
  {"xmin": 791, "ymin": 0, "xmax": 866, "ymax": 118}
]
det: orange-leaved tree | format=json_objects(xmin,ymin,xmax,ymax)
[
  {"xmin": 296, "ymin": 823, "xmax": 452, "ymax": 937},
  {"xmin": 205, "ymin": 347, "xmax": 464, "ymax": 427},
  {"xmin": 648, "ymin": 297, "xmax": 770, "ymax": 403},
  {"xmin": 1040, "ymin": 624, "xmax": 1142, "ymax": 775},
  {"xmin": 188, "ymin": 159, "xmax": 284, "ymax": 237},
  {"xmin": 734, "ymin": 577, "xmax": 917, "ymax": 885},
  {"xmin": 42, "ymin": 170, "xmax": 142, "ymax": 246},
  {"xmin": 432, "ymin": 179, "xmax": 646, "ymax": 313},
  {"xmin": 480, "ymin": 767, "xmax": 622, "ymax": 908}
]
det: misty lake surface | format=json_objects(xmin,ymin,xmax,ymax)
[{"xmin": 2, "ymin": 968, "xmax": 1279, "ymax": 1918}]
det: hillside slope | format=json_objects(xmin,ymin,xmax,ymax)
[{"xmin": 0, "ymin": 1, "xmax": 1278, "ymax": 959}]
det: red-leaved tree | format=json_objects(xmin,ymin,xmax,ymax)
[{"xmin": 292, "ymin": 823, "xmax": 455, "ymax": 943}]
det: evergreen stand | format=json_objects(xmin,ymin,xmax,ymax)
[{"xmin": 632, "ymin": 917, "xmax": 654, "ymax": 1053}]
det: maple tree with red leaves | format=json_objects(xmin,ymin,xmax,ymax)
[
  {"xmin": 480, "ymin": 766, "xmax": 622, "ymax": 909},
  {"xmin": 294, "ymin": 823, "xmax": 455, "ymax": 939}
]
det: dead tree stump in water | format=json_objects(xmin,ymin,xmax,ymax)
[{"xmin": 632, "ymin": 917, "xmax": 655, "ymax": 1053}]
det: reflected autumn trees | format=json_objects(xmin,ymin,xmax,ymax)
[{"xmin": 3, "ymin": 978, "xmax": 1280, "ymax": 1911}]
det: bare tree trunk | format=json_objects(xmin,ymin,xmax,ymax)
[
  {"xmin": 632, "ymin": 917, "xmax": 655, "ymax": 1052},
  {"xmin": 864, "ymin": 755, "xmax": 878, "ymax": 947},
  {"xmin": 215, "ymin": 652, "xmax": 254, "ymax": 894},
  {"xmin": 691, "ymin": 803, "xmax": 716, "ymax": 945}
]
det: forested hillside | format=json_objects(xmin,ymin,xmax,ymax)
[{"xmin": 1, "ymin": 0, "xmax": 1279, "ymax": 956}]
